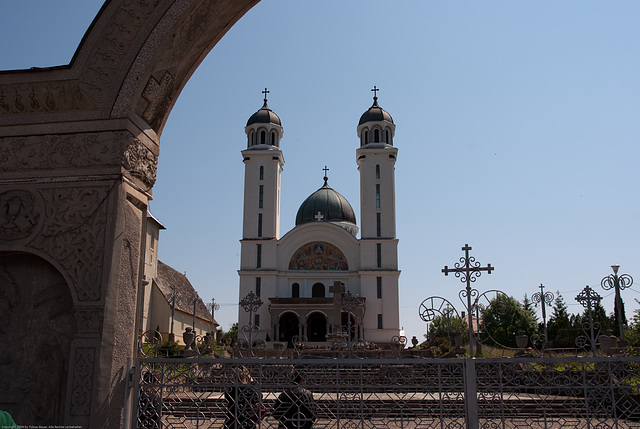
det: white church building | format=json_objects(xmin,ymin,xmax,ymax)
[{"xmin": 238, "ymin": 90, "xmax": 400, "ymax": 346}]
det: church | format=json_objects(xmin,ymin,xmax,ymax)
[{"xmin": 237, "ymin": 89, "xmax": 400, "ymax": 346}]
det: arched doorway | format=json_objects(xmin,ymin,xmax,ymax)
[
  {"xmin": 0, "ymin": 252, "xmax": 75, "ymax": 425},
  {"xmin": 279, "ymin": 312, "xmax": 299, "ymax": 347},
  {"xmin": 307, "ymin": 313, "xmax": 327, "ymax": 342}
]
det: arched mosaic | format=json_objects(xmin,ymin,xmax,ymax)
[{"xmin": 289, "ymin": 242, "xmax": 348, "ymax": 270}]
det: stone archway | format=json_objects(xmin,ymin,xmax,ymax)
[{"xmin": 0, "ymin": 1, "xmax": 260, "ymax": 427}]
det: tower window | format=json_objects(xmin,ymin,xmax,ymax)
[
  {"xmin": 376, "ymin": 213, "xmax": 381, "ymax": 237},
  {"xmin": 261, "ymin": 131, "xmax": 266, "ymax": 144},
  {"xmin": 292, "ymin": 283, "xmax": 300, "ymax": 298},
  {"xmin": 271, "ymin": 131, "xmax": 276, "ymax": 146},
  {"xmin": 250, "ymin": 132, "xmax": 255, "ymax": 146},
  {"xmin": 257, "ymin": 213, "xmax": 263, "ymax": 237},
  {"xmin": 385, "ymin": 130, "xmax": 390, "ymax": 143},
  {"xmin": 259, "ymin": 185, "xmax": 264, "ymax": 208},
  {"xmin": 364, "ymin": 130, "xmax": 368, "ymax": 145},
  {"xmin": 259, "ymin": 166, "xmax": 264, "ymax": 180},
  {"xmin": 257, "ymin": 244, "xmax": 262, "ymax": 268},
  {"xmin": 376, "ymin": 184, "xmax": 381, "ymax": 208},
  {"xmin": 376, "ymin": 164, "xmax": 380, "ymax": 179},
  {"xmin": 377, "ymin": 314, "xmax": 383, "ymax": 329},
  {"xmin": 374, "ymin": 129, "xmax": 380, "ymax": 142},
  {"xmin": 377, "ymin": 277, "xmax": 382, "ymax": 299},
  {"xmin": 376, "ymin": 243, "xmax": 382, "ymax": 268},
  {"xmin": 256, "ymin": 277, "xmax": 261, "ymax": 297}
]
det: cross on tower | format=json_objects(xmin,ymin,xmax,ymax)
[
  {"xmin": 371, "ymin": 85, "xmax": 379, "ymax": 99},
  {"xmin": 323, "ymin": 165, "xmax": 329, "ymax": 177},
  {"xmin": 314, "ymin": 211, "xmax": 324, "ymax": 221},
  {"xmin": 442, "ymin": 244, "xmax": 494, "ymax": 357},
  {"xmin": 262, "ymin": 87, "xmax": 269, "ymax": 102}
]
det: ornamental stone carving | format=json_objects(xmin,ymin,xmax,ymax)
[
  {"xmin": 30, "ymin": 185, "xmax": 111, "ymax": 302},
  {"xmin": 123, "ymin": 138, "xmax": 158, "ymax": 189},
  {"xmin": 0, "ymin": 189, "xmax": 42, "ymax": 241},
  {"xmin": 0, "ymin": 83, "xmax": 95, "ymax": 116},
  {"xmin": 70, "ymin": 347, "xmax": 96, "ymax": 416}
]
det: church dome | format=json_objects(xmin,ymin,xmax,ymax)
[
  {"xmin": 246, "ymin": 100, "xmax": 281, "ymax": 127},
  {"xmin": 295, "ymin": 177, "xmax": 356, "ymax": 226},
  {"xmin": 358, "ymin": 97, "xmax": 394, "ymax": 126}
]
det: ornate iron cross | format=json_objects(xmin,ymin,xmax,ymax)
[{"xmin": 442, "ymin": 244, "xmax": 494, "ymax": 357}]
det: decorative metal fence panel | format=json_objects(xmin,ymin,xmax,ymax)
[{"xmin": 130, "ymin": 357, "xmax": 640, "ymax": 429}]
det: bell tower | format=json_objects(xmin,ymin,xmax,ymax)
[
  {"xmin": 238, "ymin": 89, "xmax": 284, "ymax": 334},
  {"xmin": 356, "ymin": 86, "xmax": 400, "ymax": 342}
]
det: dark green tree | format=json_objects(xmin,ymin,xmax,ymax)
[
  {"xmin": 547, "ymin": 292, "xmax": 575, "ymax": 345},
  {"xmin": 624, "ymin": 299, "xmax": 640, "ymax": 347},
  {"xmin": 220, "ymin": 322, "xmax": 238, "ymax": 345},
  {"xmin": 429, "ymin": 313, "xmax": 468, "ymax": 341},
  {"xmin": 481, "ymin": 294, "xmax": 538, "ymax": 348},
  {"xmin": 522, "ymin": 293, "xmax": 539, "ymax": 324}
]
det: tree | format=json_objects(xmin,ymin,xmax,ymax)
[
  {"xmin": 480, "ymin": 294, "xmax": 538, "ymax": 348},
  {"xmin": 624, "ymin": 299, "xmax": 640, "ymax": 347},
  {"xmin": 429, "ymin": 314, "xmax": 468, "ymax": 341},
  {"xmin": 546, "ymin": 292, "xmax": 575, "ymax": 345},
  {"xmin": 220, "ymin": 323, "xmax": 238, "ymax": 345},
  {"xmin": 522, "ymin": 293, "xmax": 539, "ymax": 324}
]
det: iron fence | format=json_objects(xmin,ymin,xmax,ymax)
[{"xmin": 128, "ymin": 356, "xmax": 640, "ymax": 429}]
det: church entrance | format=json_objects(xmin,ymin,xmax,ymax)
[
  {"xmin": 307, "ymin": 313, "xmax": 327, "ymax": 342},
  {"xmin": 278, "ymin": 313, "xmax": 299, "ymax": 347}
]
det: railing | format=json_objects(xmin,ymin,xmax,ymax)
[{"xmin": 129, "ymin": 356, "xmax": 640, "ymax": 429}]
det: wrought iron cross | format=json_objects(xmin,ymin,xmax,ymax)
[
  {"xmin": 575, "ymin": 285, "xmax": 602, "ymax": 356},
  {"xmin": 371, "ymin": 85, "xmax": 379, "ymax": 99},
  {"xmin": 442, "ymin": 244, "xmax": 494, "ymax": 357},
  {"xmin": 262, "ymin": 87, "xmax": 269, "ymax": 102}
]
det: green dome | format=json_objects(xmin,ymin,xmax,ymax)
[{"xmin": 295, "ymin": 178, "xmax": 356, "ymax": 226}]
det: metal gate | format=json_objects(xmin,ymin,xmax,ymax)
[{"xmin": 126, "ymin": 357, "xmax": 640, "ymax": 428}]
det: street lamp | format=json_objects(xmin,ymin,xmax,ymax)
[{"xmin": 601, "ymin": 265, "xmax": 633, "ymax": 342}]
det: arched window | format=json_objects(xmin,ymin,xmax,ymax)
[
  {"xmin": 312, "ymin": 283, "xmax": 325, "ymax": 298},
  {"xmin": 374, "ymin": 129, "xmax": 380, "ymax": 142},
  {"xmin": 249, "ymin": 132, "xmax": 255, "ymax": 146},
  {"xmin": 271, "ymin": 131, "xmax": 276, "ymax": 146},
  {"xmin": 260, "ymin": 131, "xmax": 266, "ymax": 144},
  {"xmin": 364, "ymin": 130, "xmax": 368, "ymax": 145},
  {"xmin": 385, "ymin": 130, "xmax": 390, "ymax": 143},
  {"xmin": 375, "ymin": 164, "xmax": 380, "ymax": 179},
  {"xmin": 259, "ymin": 166, "xmax": 264, "ymax": 180},
  {"xmin": 292, "ymin": 283, "xmax": 300, "ymax": 298}
]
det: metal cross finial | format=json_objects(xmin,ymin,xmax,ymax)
[
  {"xmin": 262, "ymin": 87, "xmax": 269, "ymax": 103},
  {"xmin": 323, "ymin": 165, "xmax": 329, "ymax": 178},
  {"xmin": 442, "ymin": 244, "xmax": 494, "ymax": 357},
  {"xmin": 575, "ymin": 285, "xmax": 603, "ymax": 356},
  {"xmin": 371, "ymin": 85, "xmax": 379, "ymax": 100}
]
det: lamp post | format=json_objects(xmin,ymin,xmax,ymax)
[{"xmin": 601, "ymin": 265, "xmax": 633, "ymax": 342}]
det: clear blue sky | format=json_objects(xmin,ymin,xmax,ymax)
[{"xmin": 2, "ymin": 1, "xmax": 640, "ymax": 341}]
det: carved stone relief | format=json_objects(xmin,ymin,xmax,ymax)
[
  {"xmin": 0, "ymin": 189, "xmax": 42, "ymax": 241},
  {"xmin": 29, "ymin": 184, "xmax": 112, "ymax": 302},
  {"xmin": 0, "ymin": 253, "xmax": 76, "ymax": 425},
  {"xmin": 141, "ymin": 71, "xmax": 175, "ymax": 128},
  {"xmin": 81, "ymin": 0, "xmax": 163, "ymax": 104},
  {"xmin": 0, "ymin": 82, "xmax": 96, "ymax": 116},
  {"xmin": 0, "ymin": 132, "xmax": 158, "ymax": 186},
  {"xmin": 70, "ymin": 347, "xmax": 96, "ymax": 416}
]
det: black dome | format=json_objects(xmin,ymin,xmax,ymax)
[
  {"xmin": 358, "ymin": 97, "xmax": 394, "ymax": 125},
  {"xmin": 246, "ymin": 100, "xmax": 281, "ymax": 127},
  {"xmin": 295, "ymin": 178, "xmax": 356, "ymax": 226}
]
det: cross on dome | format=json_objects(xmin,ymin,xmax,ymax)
[
  {"xmin": 323, "ymin": 165, "xmax": 329, "ymax": 185},
  {"xmin": 262, "ymin": 87, "xmax": 270, "ymax": 104},
  {"xmin": 314, "ymin": 211, "xmax": 324, "ymax": 221},
  {"xmin": 371, "ymin": 85, "xmax": 379, "ymax": 101}
]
